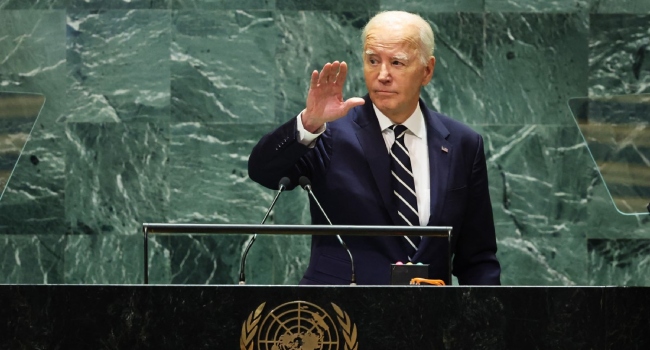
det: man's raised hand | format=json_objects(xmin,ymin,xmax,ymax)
[{"xmin": 301, "ymin": 61, "xmax": 365, "ymax": 133}]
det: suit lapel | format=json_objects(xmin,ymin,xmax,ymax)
[
  {"xmin": 353, "ymin": 96, "xmax": 402, "ymax": 225},
  {"xmin": 413, "ymin": 101, "xmax": 452, "ymax": 261}
]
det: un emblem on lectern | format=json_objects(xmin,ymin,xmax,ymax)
[{"xmin": 240, "ymin": 301, "xmax": 358, "ymax": 350}]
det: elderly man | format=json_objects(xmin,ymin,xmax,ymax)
[{"xmin": 248, "ymin": 11, "xmax": 501, "ymax": 285}]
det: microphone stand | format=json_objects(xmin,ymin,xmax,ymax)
[
  {"xmin": 299, "ymin": 176, "xmax": 357, "ymax": 286},
  {"xmin": 239, "ymin": 178, "xmax": 289, "ymax": 285}
]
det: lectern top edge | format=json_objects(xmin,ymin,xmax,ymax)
[{"xmin": 142, "ymin": 223, "xmax": 452, "ymax": 237}]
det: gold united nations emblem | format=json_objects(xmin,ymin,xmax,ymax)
[{"xmin": 240, "ymin": 301, "xmax": 358, "ymax": 350}]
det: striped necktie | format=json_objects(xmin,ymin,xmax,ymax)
[{"xmin": 389, "ymin": 125, "xmax": 421, "ymax": 255}]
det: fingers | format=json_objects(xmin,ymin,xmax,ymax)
[
  {"xmin": 310, "ymin": 70, "xmax": 319, "ymax": 90},
  {"xmin": 337, "ymin": 61, "xmax": 348, "ymax": 87},
  {"xmin": 316, "ymin": 61, "xmax": 346, "ymax": 86},
  {"xmin": 317, "ymin": 62, "xmax": 331, "ymax": 85}
]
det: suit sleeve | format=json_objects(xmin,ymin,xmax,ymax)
[
  {"xmin": 248, "ymin": 117, "xmax": 330, "ymax": 191},
  {"xmin": 453, "ymin": 134, "xmax": 502, "ymax": 285}
]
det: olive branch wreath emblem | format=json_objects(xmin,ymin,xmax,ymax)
[
  {"xmin": 240, "ymin": 302, "xmax": 265, "ymax": 350},
  {"xmin": 331, "ymin": 302, "xmax": 359, "ymax": 350},
  {"xmin": 239, "ymin": 301, "xmax": 358, "ymax": 350}
]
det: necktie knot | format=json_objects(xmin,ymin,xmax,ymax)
[{"xmin": 391, "ymin": 124, "xmax": 408, "ymax": 140}]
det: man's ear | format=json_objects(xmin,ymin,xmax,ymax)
[{"xmin": 422, "ymin": 56, "xmax": 436, "ymax": 86}]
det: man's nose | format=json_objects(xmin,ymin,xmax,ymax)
[{"xmin": 378, "ymin": 64, "xmax": 391, "ymax": 83}]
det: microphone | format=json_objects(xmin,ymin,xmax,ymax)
[
  {"xmin": 299, "ymin": 176, "xmax": 356, "ymax": 285},
  {"xmin": 239, "ymin": 176, "xmax": 291, "ymax": 285}
]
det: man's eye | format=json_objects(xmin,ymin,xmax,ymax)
[{"xmin": 392, "ymin": 61, "xmax": 403, "ymax": 66}]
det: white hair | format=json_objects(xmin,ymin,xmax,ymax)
[{"xmin": 361, "ymin": 11, "xmax": 435, "ymax": 66}]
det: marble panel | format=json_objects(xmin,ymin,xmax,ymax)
[
  {"xmin": 486, "ymin": 0, "xmax": 582, "ymax": 13},
  {"xmin": 65, "ymin": 10, "xmax": 171, "ymax": 122},
  {"xmin": 64, "ymin": 234, "xmax": 160, "ymax": 284},
  {"xmin": 421, "ymin": 13, "xmax": 486, "ymax": 124},
  {"xmin": 497, "ymin": 235, "xmax": 588, "ymax": 285},
  {"xmin": 588, "ymin": 238, "xmax": 650, "ymax": 286},
  {"xmin": 65, "ymin": 0, "xmax": 170, "ymax": 9},
  {"xmin": 0, "ymin": 10, "xmax": 67, "ymax": 235},
  {"xmin": 0, "ymin": 0, "xmax": 64, "ymax": 9},
  {"xmin": 484, "ymin": 13, "xmax": 589, "ymax": 124},
  {"xmin": 169, "ymin": 122, "xmax": 272, "ymax": 224},
  {"xmin": 0, "ymin": 235, "xmax": 65, "ymax": 284},
  {"xmin": 277, "ymin": 0, "xmax": 379, "ymax": 11},
  {"xmin": 172, "ymin": 0, "xmax": 274, "ymax": 9},
  {"xmin": 379, "ymin": 0, "xmax": 484, "ymax": 12},
  {"xmin": 163, "ymin": 122, "xmax": 311, "ymax": 283},
  {"xmin": 240, "ymin": 182, "xmax": 311, "ymax": 284},
  {"xmin": 588, "ymin": 0, "xmax": 650, "ymax": 14},
  {"xmin": 589, "ymin": 14, "xmax": 650, "ymax": 97},
  {"xmin": 478, "ymin": 125, "xmax": 598, "ymax": 235},
  {"xmin": 64, "ymin": 122, "xmax": 169, "ymax": 236},
  {"xmin": 171, "ymin": 10, "xmax": 276, "ymax": 123},
  {"xmin": 241, "ymin": 187, "xmax": 311, "ymax": 284},
  {"xmin": 274, "ymin": 11, "xmax": 369, "ymax": 122}
]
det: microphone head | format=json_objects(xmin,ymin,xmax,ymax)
[
  {"xmin": 298, "ymin": 176, "xmax": 311, "ymax": 190},
  {"xmin": 278, "ymin": 177, "xmax": 291, "ymax": 190}
]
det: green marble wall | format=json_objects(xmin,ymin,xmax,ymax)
[{"xmin": 0, "ymin": 0, "xmax": 648, "ymax": 286}]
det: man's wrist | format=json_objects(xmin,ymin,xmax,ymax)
[
  {"xmin": 301, "ymin": 110, "xmax": 324, "ymax": 133},
  {"xmin": 297, "ymin": 111, "xmax": 326, "ymax": 147}
]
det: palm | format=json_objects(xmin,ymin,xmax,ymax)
[{"xmin": 302, "ymin": 61, "xmax": 365, "ymax": 132}]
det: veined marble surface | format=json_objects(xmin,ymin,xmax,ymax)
[{"xmin": 0, "ymin": 2, "xmax": 649, "ymax": 286}]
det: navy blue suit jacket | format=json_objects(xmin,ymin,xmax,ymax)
[{"xmin": 248, "ymin": 95, "xmax": 501, "ymax": 285}]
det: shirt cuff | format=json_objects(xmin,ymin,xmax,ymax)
[{"xmin": 296, "ymin": 111, "xmax": 326, "ymax": 147}]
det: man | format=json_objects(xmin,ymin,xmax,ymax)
[{"xmin": 248, "ymin": 11, "xmax": 500, "ymax": 285}]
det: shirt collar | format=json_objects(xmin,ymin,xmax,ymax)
[{"xmin": 373, "ymin": 103, "xmax": 425, "ymax": 140}]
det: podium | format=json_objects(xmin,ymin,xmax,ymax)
[
  {"xmin": 1, "ymin": 284, "xmax": 649, "ymax": 348},
  {"xmin": 142, "ymin": 223, "xmax": 453, "ymax": 284}
]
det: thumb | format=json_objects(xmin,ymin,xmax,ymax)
[{"xmin": 342, "ymin": 97, "xmax": 365, "ymax": 113}]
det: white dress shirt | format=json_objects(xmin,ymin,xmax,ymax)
[{"xmin": 296, "ymin": 105, "xmax": 431, "ymax": 226}]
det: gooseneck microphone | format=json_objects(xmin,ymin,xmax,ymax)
[
  {"xmin": 299, "ymin": 176, "xmax": 357, "ymax": 286},
  {"xmin": 239, "ymin": 177, "xmax": 291, "ymax": 285}
]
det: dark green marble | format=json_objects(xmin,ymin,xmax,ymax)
[
  {"xmin": 589, "ymin": 0, "xmax": 650, "ymax": 13},
  {"xmin": 66, "ymin": 0, "xmax": 170, "ymax": 9},
  {"xmin": 64, "ymin": 122, "xmax": 169, "ymax": 236},
  {"xmin": 484, "ymin": 13, "xmax": 589, "ymax": 125},
  {"xmin": 0, "ymin": 11, "xmax": 67, "ymax": 235},
  {"xmin": 172, "ymin": 0, "xmax": 274, "ymax": 9},
  {"xmin": 0, "ymin": 0, "xmax": 64, "ymax": 9},
  {"xmin": 277, "ymin": 0, "xmax": 379, "ymax": 11},
  {"xmin": 0, "ymin": 235, "xmax": 65, "ymax": 283},
  {"xmin": 274, "ymin": 11, "xmax": 370, "ymax": 122},
  {"xmin": 486, "ymin": 0, "xmax": 582, "ymax": 12},
  {"xmin": 380, "ymin": 0, "xmax": 484, "ymax": 12},
  {"xmin": 421, "ymin": 13, "xmax": 486, "ymax": 124},
  {"xmin": 479, "ymin": 125, "xmax": 598, "ymax": 234},
  {"xmin": 164, "ymin": 122, "xmax": 310, "ymax": 283},
  {"xmin": 64, "ymin": 234, "xmax": 149, "ymax": 284},
  {"xmin": 171, "ymin": 10, "xmax": 276, "ymax": 123},
  {"xmin": 66, "ymin": 10, "xmax": 171, "ymax": 122},
  {"xmin": 589, "ymin": 14, "xmax": 650, "ymax": 97},
  {"xmin": 588, "ymin": 239, "xmax": 650, "ymax": 286}
]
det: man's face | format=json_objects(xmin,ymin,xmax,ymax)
[{"xmin": 363, "ymin": 23, "xmax": 434, "ymax": 123}]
